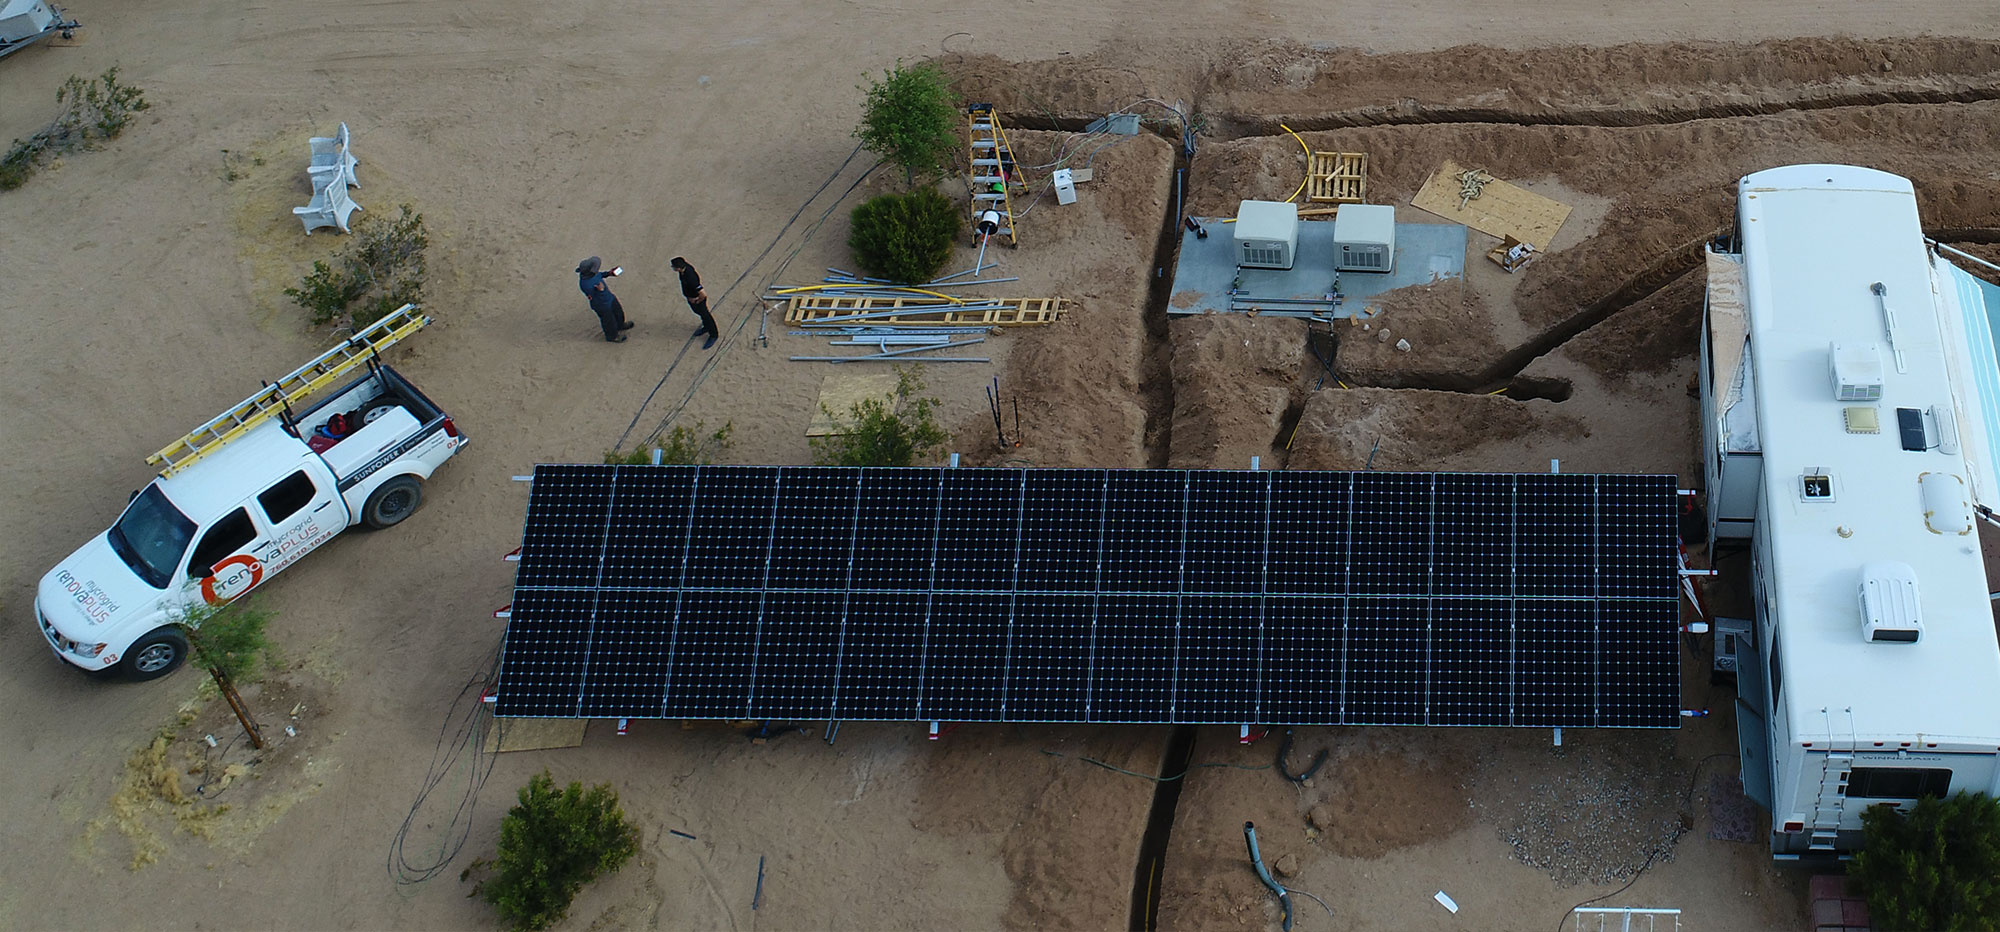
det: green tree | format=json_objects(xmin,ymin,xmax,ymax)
[
  {"xmin": 176, "ymin": 596, "xmax": 277, "ymax": 748},
  {"xmin": 855, "ymin": 61, "xmax": 959, "ymax": 184},
  {"xmin": 1851, "ymin": 791, "xmax": 2000, "ymax": 931},
  {"xmin": 481, "ymin": 772, "xmax": 641, "ymax": 932},
  {"xmin": 810, "ymin": 366, "xmax": 950, "ymax": 467},
  {"xmin": 1, "ymin": 67, "xmax": 150, "ymax": 190},
  {"xmin": 604, "ymin": 421, "xmax": 734, "ymax": 465},
  {"xmin": 847, "ymin": 187, "xmax": 961, "ymax": 285}
]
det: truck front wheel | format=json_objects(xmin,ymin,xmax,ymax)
[
  {"xmin": 121, "ymin": 627, "xmax": 189, "ymax": 681},
  {"xmin": 363, "ymin": 476, "xmax": 424, "ymax": 529}
]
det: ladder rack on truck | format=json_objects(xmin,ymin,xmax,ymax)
[{"xmin": 145, "ymin": 304, "xmax": 430, "ymax": 477}]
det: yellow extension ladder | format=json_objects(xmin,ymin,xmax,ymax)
[
  {"xmin": 146, "ymin": 304, "xmax": 431, "ymax": 477},
  {"xmin": 966, "ymin": 103, "xmax": 1022, "ymax": 247}
]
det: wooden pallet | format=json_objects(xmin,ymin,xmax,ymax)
[
  {"xmin": 1306, "ymin": 151, "xmax": 1367, "ymax": 204},
  {"xmin": 785, "ymin": 295, "xmax": 1068, "ymax": 326}
]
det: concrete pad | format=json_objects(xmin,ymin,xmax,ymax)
[{"xmin": 1167, "ymin": 219, "xmax": 1466, "ymax": 317}]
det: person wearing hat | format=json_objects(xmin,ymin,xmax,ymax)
[
  {"xmin": 576, "ymin": 256, "xmax": 632, "ymax": 343},
  {"xmin": 670, "ymin": 257, "xmax": 719, "ymax": 349}
]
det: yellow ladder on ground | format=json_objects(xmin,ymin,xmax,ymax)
[
  {"xmin": 966, "ymin": 103, "xmax": 1023, "ymax": 247},
  {"xmin": 146, "ymin": 304, "xmax": 431, "ymax": 476}
]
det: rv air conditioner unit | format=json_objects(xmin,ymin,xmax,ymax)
[
  {"xmin": 1332, "ymin": 203, "xmax": 1396, "ymax": 273},
  {"xmin": 1234, "ymin": 200, "xmax": 1298, "ymax": 270},
  {"xmin": 1830, "ymin": 342, "xmax": 1884, "ymax": 402},
  {"xmin": 1859, "ymin": 561, "xmax": 1922, "ymax": 643}
]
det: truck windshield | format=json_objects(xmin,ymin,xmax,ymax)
[{"xmin": 107, "ymin": 486, "xmax": 196, "ymax": 589}]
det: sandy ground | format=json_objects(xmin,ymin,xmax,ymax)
[{"xmin": 5, "ymin": 1, "xmax": 2000, "ymax": 930}]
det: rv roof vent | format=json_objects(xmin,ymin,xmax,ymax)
[
  {"xmin": 1859, "ymin": 561, "xmax": 1922, "ymax": 644},
  {"xmin": 1918, "ymin": 471, "xmax": 1972, "ymax": 536},
  {"xmin": 1830, "ymin": 342, "xmax": 1884, "ymax": 403}
]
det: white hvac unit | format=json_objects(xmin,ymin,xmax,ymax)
[
  {"xmin": 1333, "ymin": 204, "xmax": 1396, "ymax": 273},
  {"xmin": 1234, "ymin": 200, "xmax": 1298, "ymax": 270},
  {"xmin": 1829, "ymin": 342, "xmax": 1884, "ymax": 402}
]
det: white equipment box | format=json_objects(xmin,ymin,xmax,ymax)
[
  {"xmin": 1333, "ymin": 203, "xmax": 1396, "ymax": 273},
  {"xmin": 1234, "ymin": 200, "xmax": 1298, "ymax": 270},
  {"xmin": 1052, "ymin": 168, "xmax": 1077, "ymax": 206}
]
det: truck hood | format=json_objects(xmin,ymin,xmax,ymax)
[{"xmin": 38, "ymin": 533, "xmax": 162, "ymax": 634}]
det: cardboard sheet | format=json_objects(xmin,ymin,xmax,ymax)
[{"xmin": 1411, "ymin": 159, "xmax": 1572, "ymax": 250}]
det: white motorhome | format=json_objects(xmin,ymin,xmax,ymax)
[{"xmin": 1700, "ymin": 164, "xmax": 2000, "ymax": 857}]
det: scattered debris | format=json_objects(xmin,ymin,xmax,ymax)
[
  {"xmin": 1488, "ymin": 235, "xmax": 1538, "ymax": 272},
  {"xmin": 1273, "ymin": 852, "xmax": 1299, "ymax": 879},
  {"xmin": 1395, "ymin": 338, "xmax": 1412, "ymax": 353},
  {"xmin": 1434, "ymin": 890, "xmax": 1460, "ymax": 914}
]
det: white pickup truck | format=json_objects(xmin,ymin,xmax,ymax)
[{"xmin": 34, "ymin": 307, "xmax": 466, "ymax": 680}]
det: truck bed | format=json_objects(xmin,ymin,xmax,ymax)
[{"xmin": 290, "ymin": 365, "xmax": 448, "ymax": 482}]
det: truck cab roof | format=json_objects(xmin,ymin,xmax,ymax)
[{"xmin": 151, "ymin": 420, "xmax": 314, "ymax": 521}]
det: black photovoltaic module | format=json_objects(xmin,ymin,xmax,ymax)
[{"xmin": 493, "ymin": 465, "xmax": 1682, "ymax": 726}]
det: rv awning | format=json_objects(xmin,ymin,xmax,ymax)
[{"xmin": 1941, "ymin": 257, "xmax": 2000, "ymax": 509}]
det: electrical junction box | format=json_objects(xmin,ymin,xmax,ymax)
[
  {"xmin": 1052, "ymin": 168, "xmax": 1077, "ymax": 206},
  {"xmin": 1234, "ymin": 200, "xmax": 1298, "ymax": 270},
  {"xmin": 1333, "ymin": 203, "xmax": 1396, "ymax": 273}
]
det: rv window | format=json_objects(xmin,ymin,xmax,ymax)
[
  {"xmin": 258, "ymin": 471, "xmax": 319, "ymax": 523},
  {"xmin": 1848, "ymin": 767, "xmax": 1952, "ymax": 800}
]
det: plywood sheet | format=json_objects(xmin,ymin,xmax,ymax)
[
  {"xmin": 808, "ymin": 372, "xmax": 900, "ymax": 436},
  {"xmin": 1411, "ymin": 159, "xmax": 1572, "ymax": 250},
  {"xmin": 484, "ymin": 716, "xmax": 588, "ymax": 753}
]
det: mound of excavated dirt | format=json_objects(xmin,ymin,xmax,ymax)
[
  {"xmin": 1303, "ymin": 732, "xmax": 1476, "ymax": 860},
  {"xmin": 1335, "ymin": 280, "xmax": 1500, "ymax": 389},
  {"xmin": 1166, "ymin": 314, "xmax": 1308, "ymax": 468},
  {"xmin": 1553, "ymin": 267, "xmax": 1704, "ymax": 384},
  {"xmin": 1286, "ymin": 387, "xmax": 1584, "ymax": 472},
  {"xmin": 957, "ymin": 131, "xmax": 1177, "ymax": 470}
]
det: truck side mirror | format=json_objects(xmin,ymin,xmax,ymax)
[{"xmin": 130, "ymin": 489, "xmax": 140, "ymax": 503}]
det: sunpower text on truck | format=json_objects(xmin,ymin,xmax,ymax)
[{"xmin": 35, "ymin": 306, "xmax": 466, "ymax": 680}]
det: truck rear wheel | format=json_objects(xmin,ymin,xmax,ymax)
[
  {"xmin": 363, "ymin": 476, "xmax": 424, "ymax": 529},
  {"xmin": 121, "ymin": 627, "xmax": 189, "ymax": 681}
]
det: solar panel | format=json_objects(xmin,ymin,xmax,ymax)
[{"xmin": 494, "ymin": 465, "xmax": 1684, "ymax": 727}]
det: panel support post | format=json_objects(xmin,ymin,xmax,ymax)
[
  {"xmin": 928, "ymin": 721, "xmax": 942, "ymax": 740},
  {"xmin": 1552, "ymin": 726, "xmax": 1563, "ymax": 747}
]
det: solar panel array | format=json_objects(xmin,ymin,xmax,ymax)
[{"xmin": 494, "ymin": 465, "xmax": 1681, "ymax": 726}]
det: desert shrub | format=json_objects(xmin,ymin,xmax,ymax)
[
  {"xmin": 848, "ymin": 187, "xmax": 961, "ymax": 284},
  {"xmin": 604, "ymin": 421, "xmax": 734, "ymax": 466},
  {"xmin": 481, "ymin": 772, "xmax": 640, "ymax": 932},
  {"xmin": 810, "ymin": 366, "xmax": 949, "ymax": 467},
  {"xmin": 1, "ymin": 68, "xmax": 150, "ymax": 191},
  {"xmin": 855, "ymin": 61, "xmax": 959, "ymax": 183},
  {"xmin": 284, "ymin": 204, "xmax": 429, "ymax": 328},
  {"xmin": 176, "ymin": 597, "xmax": 276, "ymax": 682},
  {"xmin": 1851, "ymin": 791, "xmax": 2000, "ymax": 931}
]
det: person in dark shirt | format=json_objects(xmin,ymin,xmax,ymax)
[
  {"xmin": 576, "ymin": 256, "xmax": 632, "ymax": 342},
  {"xmin": 670, "ymin": 256, "xmax": 719, "ymax": 349}
]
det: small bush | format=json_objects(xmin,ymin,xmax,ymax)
[
  {"xmin": 284, "ymin": 204, "xmax": 429, "ymax": 329},
  {"xmin": 481, "ymin": 772, "xmax": 640, "ymax": 932},
  {"xmin": 855, "ymin": 61, "xmax": 960, "ymax": 184},
  {"xmin": 848, "ymin": 187, "xmax": 961, "ymax": 285},
  {"xmin": 811, "ymin": 366, "xmax": 950, "ymax": 467},
  {"xmin": 1851, "ymin": 790, "xmax": 2000, "ymax": 931},
  {"xmin": 176, "ymin": 596, "xmax": 276, "ymax": 682},
  {"xmin": 604, "ymin": 421, "xmax": 734, "ymax": 466},
  {"xmin": 1, "ymin": 67, "xmax": 150, "ymax": 191}
]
